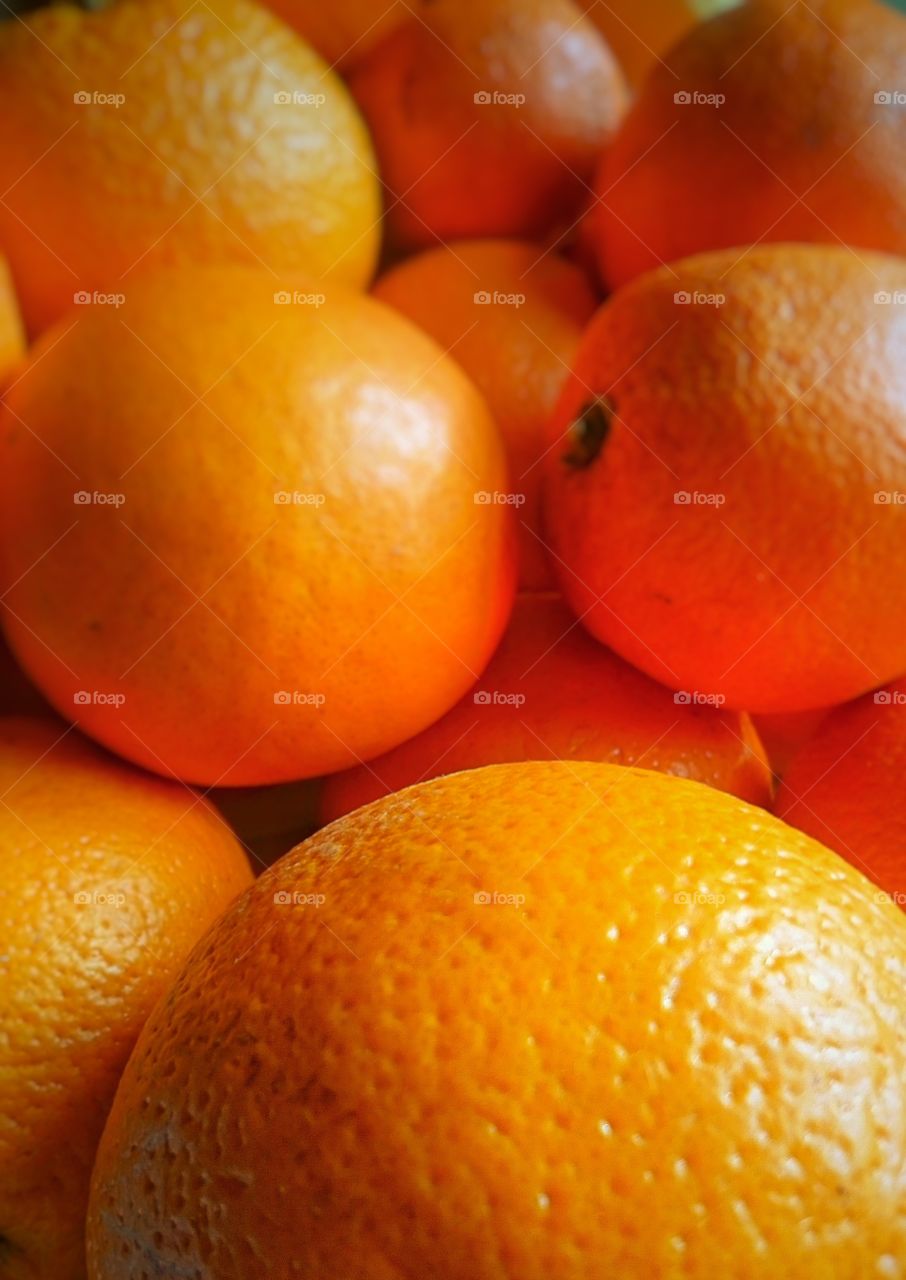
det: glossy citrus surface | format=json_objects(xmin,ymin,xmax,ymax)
[
  {"xmin": 0, "ymin": 254, "xmax": 24, "ymax": 390},
  {"xmin": 0, "ymin": 0, "xmax": 380, "ymax": 335},
  {"xmin": 322, "ymin": 593, "xmax": 771, "ymax": 821},
  {"xmin": 88, "ymin": 761, "xmax": 906, "ymax": 1277},
  {"xmin": 544, "ymin": 244, "xmax": 906, "ymax": 712},
  {"xmin": 0, "ymin": 716, "xmax": 252, "ymax": 1280},
  {"xmin": 374, "ymin": 241, "xmax": 598, "ymax": 589},
  {"xmin": 0, "ymin": 265, "xmax": 515, "ymax": 785}
]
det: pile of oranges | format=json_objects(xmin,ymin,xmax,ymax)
[{"xmin": 1, "ymin": 0, "xmax": 906, "ymax": 1276}]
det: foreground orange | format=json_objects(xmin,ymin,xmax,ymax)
[
  {"xmin": 88, "ymin": 762, "xmax": 906, "ymax": 1276},
  {"xmin": 322, "ymin": 593, "xmax": 771, "ymax": 820},
  {"xmin": 0, "ymin": 266, "xmax": 515, "ymax": 785},
  {"xmin": 0, "ymin": 0, "xmax": 380, "ymax": 335},
  {"xmin": 374, "ymin": 242, "xmax": 598, "ymax": 588},
  {"xmin": 0, "ymin": 253, "xmax": 24, "ymax": 389},
  {"xmin": 775, "ymin": 679, "xmax": 906, "ymax": 907},
  {"xmin": 349, "ymin": 0, "xmax": 627, "ymax": 249},
  {"xmin": 593, "ymin": 0, "xmax": 906, "ymax": 288},
  {"xmin": 0, "ymin": 716, "xmax": 251, "ymax": 1280},
  {"xmin": 544, "ymin": 244, "xmax": 906, "ymax": 713}
]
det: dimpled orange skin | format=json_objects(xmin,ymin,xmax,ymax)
[
  {"xmin": 321, "ymin": 593, "xmax": 772, "ymax": 822},
  {"xmin": 592, "ymin": 0, "xmax": 906, "ymax": 289},
  {"xmin": 0, "ymin": 0, "xmax": 380, "ymax": 337},
  {"xmin": 0, "ymin": 265, "xmax": 516, "ymax": 786},
  {"xmin": 0, "ymin": 716, "xmax": 252, "ymax": 1280},
  {"xmin": 88, "ymin": 760, "xmax": 906, "ymax": 1278},
  {"xmin": 0, "ymin": 254, "xmax": 25, "ymax": 390},
  {"xmin": 775, "ymin": 678, "xmax": 906, "ymax": 905},
  {"xmin": 374, "ymin": 241, "xmax": 598, "ymax": 590},
  {"xmin": 543, "ymin": 244, "xmax": 906, "ymax": 714},
  {"xmin": 348, "ymin": 0, "xmax": 628, "ymax": 251},
  {"xmin": 260, "ymin": 0, "xmax": 410, "ymax": 68}
]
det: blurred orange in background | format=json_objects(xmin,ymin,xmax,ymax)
[
  {"xmin": 349, "ymin": 0, "xmax": 627, "ymax": 250},
  {"xmin": 374, "ymin": 240, "xmax": 598, "ymax": 589}
]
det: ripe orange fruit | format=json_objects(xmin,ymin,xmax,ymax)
[
  {"xmin": 348, "ymin": 0, "xmax": 627, "ymax": 250},
  {"xmin": 260, "ymin": 0, "xmax": 409, "ymax": 68},
  {"xmin": 0, "ymin": 253, "xmax": 24, "ymax": 390},
  {"xmin": 592, "ymin": 0, "xmax": 906, "ymax": 288},
  {"xmin": 374, "ymin": 241, "xmax": 598, "ymax": 589},
  {"xmin": 0, "ymin": 265, "xmax": 515, "ymax": 786},
  {"xmin": 322, "ymin": 592, "xmax": 771, "ymax": 821},
  {"xmin": 88, "ymin": 761, "xmax": 906, "ymax": 1277},
  {"xmin": 775, "ymin": 680, "xmax": 906, "ymax": 907},
  {"xmin": 544, "ymin": 244, "xmax": 906, "ymax": 713},
  {"xmin": 0, "ymin": 715, "xmax": 252, "ymax": 1280},
  {"xmin": 0, "ymin": 0, "xmax": 380, "ymax": 336}
]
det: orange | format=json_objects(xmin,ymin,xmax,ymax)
[
  {"xmin": 321, "ymin": 592, "xmax": 772, "ymax": 821},
  {"xmin": 374, "ymin": 241, "xmax": 599, "ymax": 589},
  {"xmin": 0, "ymin": 715, "xmax": 251, "ymax": 1280},
  {"xmin": 348, "ymin": 0, "xmax": 627, "ymax": 250},
  {"xmin": 0, "ymin": 265, "xmax": 515, "ymax": 786},
  {"xmin": 543, "ymin": 244, "xmax": 906, "ymax": 713},
  {"xmin": 751, "ymin": 707, "xmax": 831, "ymax": 783},
  {"xmin": 88, "ymin": 761, "xmax": 906, "ymax": 1276},
  {"xmin": 0, "ymin": 253, "xmax": 25, "ymax": 390},
  {"xmin": 260, "ymin": 0, "xmax": 410, "ymax": 68},
  {"xmin": 592, "ymin": 0, "xmax": 906, "ymax": 289},
  {"xmin": 579, "ymin": 0, "xmax": 736, "ymax": 89},
  {"xmin": 775, "ymin": 678, "xmax": 906, "ymax": 907},
  {"xmin": 0, "ymin": 0, "xmax": 380, "ymax": 336}
]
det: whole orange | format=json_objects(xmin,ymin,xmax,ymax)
[
  {"xmin": 775, "ymin": 679, "xmax": 906, "ymax": 907},
  {"xmin": 374, "ymin": 241, "xmax": 598, "ymax": 589},
  {"xmin": 0, "ymin": 265, "xmax": 515, "ymax": 786},
  {"xmin": 592, "ymin": 0, "xmax": 906, "ymax": 288},
  {"xmin": 543, "ymin": 244, "xmax": 906, "ymax": 713},
  {"xmin": 0, "ymin": 0, "xmax": 380, "ymax": 336},
  {"xmin": 88, "ymin": 762, "xmax": 906, "ymax": 1277},
  {"xmin": 0, "ymin": 252, "xmax": 24, "ymax": 390},
  {"xmin": 0, "ymin": 715, "xmax": 252, "ymax": 1280},
  {"xmin": 260, "ymin": 0, "xmax": 409, "ymax": 68},
  {"xmin": 348, "ymin": 0, "xmax": 627, "ymax": 250},
  {"xmin": 321, "ymin": 593, "xmax": 771, "ymax": 821}
]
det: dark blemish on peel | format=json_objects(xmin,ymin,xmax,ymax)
[{"xmin": 563, "ymin": 397, "xmax": 614, "ymax": 470}]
